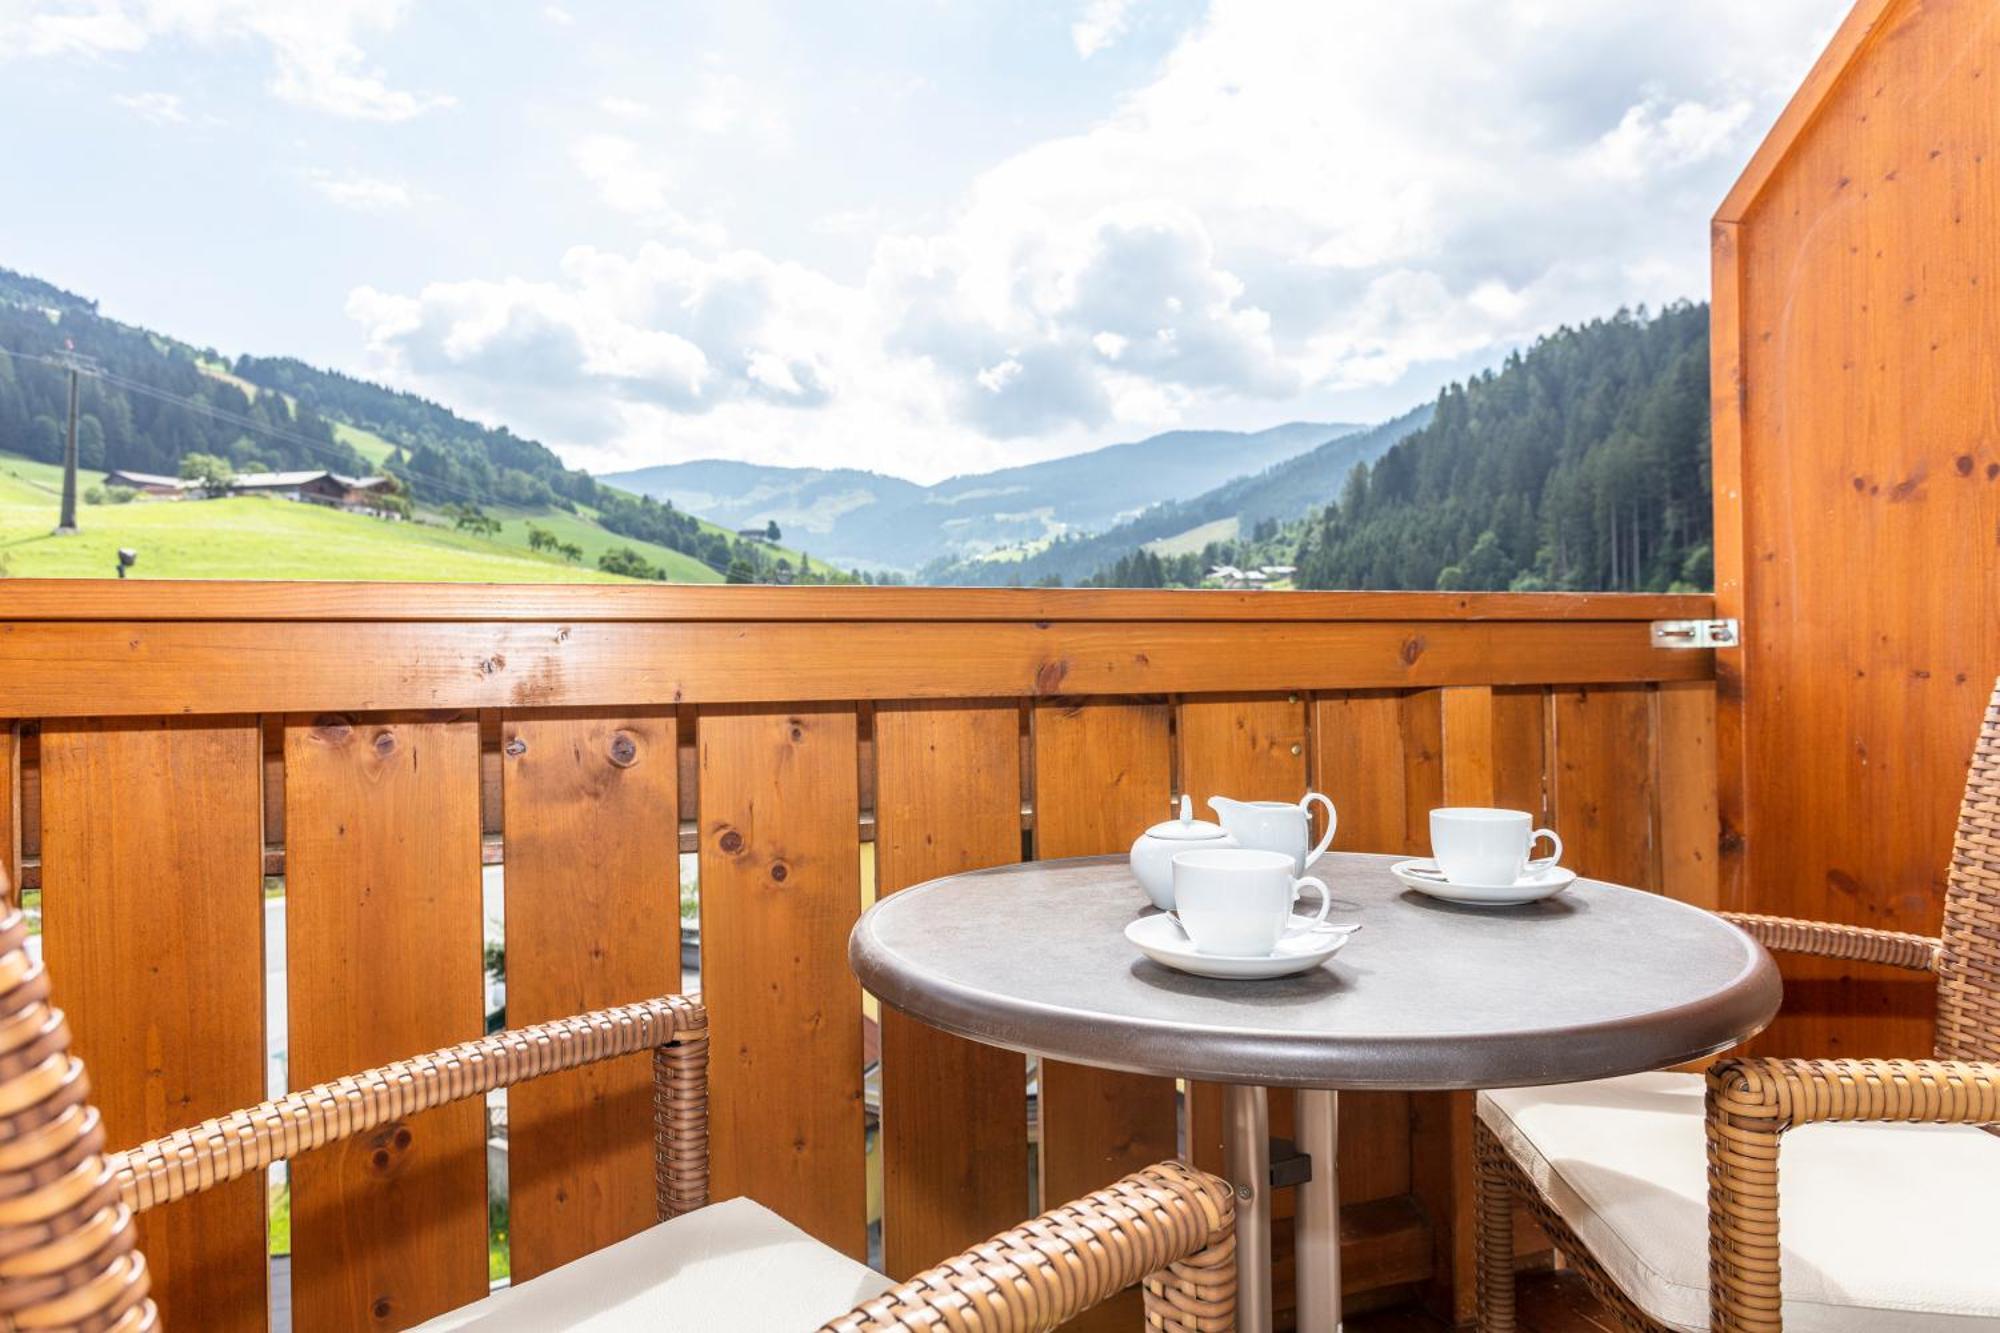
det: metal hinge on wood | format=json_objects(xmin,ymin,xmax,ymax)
[{"xmin": 1650, "ymin": 618, "xmax": 1739, "ymax": 649}]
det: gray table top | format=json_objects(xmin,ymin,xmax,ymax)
[{"xmin": 849, "ymin": 853, "xmax": 1781, "ymax": 1090}]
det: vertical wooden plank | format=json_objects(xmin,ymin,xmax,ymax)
[
  {"xmin": 1310, "ymin": 691, "xmax": 1435, "ymax": 1208},
  {"xmin": 1315, "ymin": 689, "xmax": 1442, "ymax": 856},
  {"xmin": 1656, "ymin": 681, "xmax": 1720, "ymax": 909},
  {"xmin": 502, "ymin": 709, "xmax": 679, "ymax": 1281},
  {"xmin": 1032, "ymin": 697, "xmax": 1176, "ymax": 1332},
  {"xmin": 40, "ymin": 717, "xmax": 267, "ymax": 1332},
  {"xmin": 1179, "ymin": 694, "xmax": 1308, "ymax": 1184},
  {"xmin": 287, "ymin": 712, "xmax": 487, "ymax": 1329},
  {"xmin": 874, "ymin": 700, "xmax": 1027, "ymax": 1278},
  {"xmin": 0, "ymin": 721, "xmax": 17, "ymax": 904},
  {"xmin": 698, "ymin": 704, "xmax": 866, "ymax": 1257},
  {"xmin": 1550, "ymin": 685, "xmax": 1657, "ymax": 890},
  {"xmin": 1417, "ymin": 685, "xmax": 1551, "ymax": 1325}
]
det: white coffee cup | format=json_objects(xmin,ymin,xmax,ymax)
[
  {"xmin": 1169, "ymin": 847, "xmax": 1331, "ymax": 957},
  {"xmin": 1429, "ymin": 808, "xmax": 1563, "ymax": 887}
]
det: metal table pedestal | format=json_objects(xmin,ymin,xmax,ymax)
[{"xmin": 1225, "ymin": 1086, "xmax": 1343, "ymax": 1333}]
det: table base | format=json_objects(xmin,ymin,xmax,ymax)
[{"xmin": 1221, "ymin": 1085, "xmax": 1343, "ymax": 1333}]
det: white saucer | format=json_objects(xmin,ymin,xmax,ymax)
[
  {"xmin": 1124, "ymin": 913, "xmax": 1359, "ymax": 980},
  {"xmin": 1390, "ymin": 858, "xmax": 1575, "ymax": 906}
]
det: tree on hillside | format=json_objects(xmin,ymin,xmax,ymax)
[
  {"xmin": 765, "ymin": 519, "xmax": 782, "ymax": 542},
  {"xmin": 599, "ymin": 546, "xmax": 664, "ymax": 580},
  {"xmin": 178, "ymin": 451, "xmax": 234, "ymax": 497}
]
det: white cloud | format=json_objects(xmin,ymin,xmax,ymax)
[
  {"xmin": 1, "ymin": 0, "xmax": 451, "ymax": 121},
  {"xmin": 345, "ymin": 0, "xmax": 1845, "ymax": 481},
  {"xmin": 597, "ymin": 95, "xmax": 654, "ymax": 121},
  {"xmin": 305, "ymin": 167, "xmax": 414, "ymax": 213},
  {"xmin": 114, "ymin": 90, "xmax": 187, "ymax": 124},
  {"xmin": 542, "ymin": 4, "xmax": 574, "ymax": 25},
  {"xmin": 1072, "ymin": 0, "xmax": 1137, "ymax": 58},
  {"xmin": 570, "ymin": 133, "xmax": 728, "ymax": 246},
  {"xmin": 1587, "ymin": 97, "xmax": 1755, "ymax": 182},
  {"xmin": 685, "ymin": 59, "xmax": 790, "ymax": 150}
]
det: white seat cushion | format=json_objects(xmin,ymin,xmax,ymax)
[
  {"xmin": 414, "ymin": 1197, "xmax": 894, "ymax": 1331},
  {"xmin": 1479, "ymin": 1073, "xmax": 2000, "ymax": 1331}
]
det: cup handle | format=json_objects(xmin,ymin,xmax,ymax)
[
  {"xmin": 1287, "ymin": 875, "xmax": 1333, "ymax": 930},
  {"xmin": 1528, "ymin": 828, "xmax": 1564, "ymax": 873},
  {"xmin": 1300, "ymin": 791, "xmax": 1337, "ymax": 868}
]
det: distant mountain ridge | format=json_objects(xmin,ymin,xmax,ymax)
[
  {"xmin": 603, "ymin": 420, "xmax": 1356, "ymax": 570},
  {"xmin": 927, "ymin": 406, "xmax": 1432, "ymax": 586}
]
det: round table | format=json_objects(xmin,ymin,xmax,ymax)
[{"xmin": 849, "ymin": 852, "xmax": 1781, "ymax": 1332}]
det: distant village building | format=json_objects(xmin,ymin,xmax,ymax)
[
  {"xmin": 1205, "ymin": 562, "xmax": 1293, "ymax": 590},
  {"xmin": 736, "ymin": 526, "xmax": 771, "ymax": 542},
  {"xmin": 101, "ymin": 469, "xmax": 187, "ymax": 497},
  {"xmin": 101, "ymin": 468, "xmax": 400, "ymax": 515}
]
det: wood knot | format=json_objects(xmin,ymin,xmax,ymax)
[
  {"xmin": 312, "ymin": 714, "xmax": 353, "ymax": 744},
  {"xmin": 770, "ymin": 861, "xmax": 789, "ymax": 883},
  {"xmin": 789, "ymin": 723, "xmax": 806, "ymax": 743},
  {"xmin": 1400, "ymin": 634, "xmax": 1427, "ymax": 666},
  {"xmin": 609, "ymin": 732, "xmax": 639, "ymax": 767},
  {"xmin": 372, "ymin": 731, "xmax": 397, "ymax": 757},
  {"xmin": 372, "ymin": 1297, "xmax": 394, "ymax": 1322},
  {"xmin": 719, "ymin": 829, "xmax": 745, "ymax": 855},
  {"xmin": 1034, "ymin": 659, "xmax": 1070, "ymax": 694},
  {"xmin": 504, "ymin": 737, "xmax": 527, "ymax": 757},
  {"xmin": 478, "ymin": 654, "xmax": 507, "ymax": 676}
]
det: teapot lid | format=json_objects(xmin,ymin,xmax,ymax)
[{"xmin": 1142, "ymin": 794, "xmax": 1230, "ymax": 841}]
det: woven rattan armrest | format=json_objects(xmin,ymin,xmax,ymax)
[
  {"xmin": 108, "ymin": 995, "xmax": 710, "ymax": 1219},
  {"xmin": 820, "ymin": 1159, "xmax": 1236, "ymax": 1333},
  {"xmin": 1719, "ymin": 911, "xmax": 1940, "ymax": 971},
  {"xmin": 1704, "ymin": 1057, "xmax": 2000, "ymax": 1332}
]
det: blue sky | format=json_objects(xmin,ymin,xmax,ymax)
[{"xmin": 0, "ymin": 0, "xmax": 1846, "ymax": 482}]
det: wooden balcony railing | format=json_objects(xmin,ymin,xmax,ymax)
[{"xmin": 0, "ymin": 582, "xmax": 1719, "ymax": 1331}]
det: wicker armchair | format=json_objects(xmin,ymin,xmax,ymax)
[
  {"xmin": 0, "ymin": 894, "xmax": 1234, "ymax": 1332},
  {"xmin": 1474, "ymin": 683, "xmax": 2000, "ymax": 1332}
]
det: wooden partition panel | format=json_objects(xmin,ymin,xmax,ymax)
[
  {"xmin": 501, "ymin": 709, "xmax": 679, "ymax": 1280},
  {"xmin": 873, "ymin": 701, "xmax": 1027, "ymax": 1278},
  {"xmin": 1713, "ymin": 0, "xmax": 2000, "ymax": 1057},
  {"xmin": 1031, "ymin": 697, "xmax": 1177, "ymax": 1332},
  {"xmin": 285, "ymin": 713, "xmax": 488, "ymax": 1329},
  {"xmin": 698, "ymin": 704, "xmax": 866, "ymax": 1257},
  {"xmin": 39, "ymin": 717, "xmax": 267, "ymax": 1331}
]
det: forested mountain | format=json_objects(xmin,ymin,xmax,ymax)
[
  {"xmin": 234, "ymin": 355, "xmax": 596, "ymax": 509},
  {"xmin": 0, "ymin": 270, "xmax": 370, "ymax": 478},
  {"xmin": 1296, "ymin": 303, "xmax": 1710, "ymax": 592},
  {"xmin": 927, "ymin": 407, "xmax": 1429, "ymax": 586}
]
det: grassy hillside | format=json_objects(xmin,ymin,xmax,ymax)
[
  {"xmin": 489, "ymin": 506, "xmax": 721, "ymax": 582},
  {"xmin": 0, "ymin": 453, "xmax": 673, "ymax": 582},
  {"xmin": 185, "ymin": 367, "xmax": 734, "ymax": 580}
]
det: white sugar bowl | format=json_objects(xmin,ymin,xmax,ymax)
[{"xmin": 1128, "ymin": 795, "xmax": 1237, "ymax": 910}]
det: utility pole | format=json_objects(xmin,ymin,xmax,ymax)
[{"xmin": 52, "ymin": 343, "xmax": 95, "ymax": 535}]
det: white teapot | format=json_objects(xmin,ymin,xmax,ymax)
[
  {"xmin": 1207, "ymin": 792, "xmax": 1337, "ymax": 876},
  {"xmin": 1128, "ymin": 794, "xmax": 1236, "ymax": 910}
]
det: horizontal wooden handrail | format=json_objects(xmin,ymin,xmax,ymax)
[
  {"xmin": 0, "ymin": 618, "xmax": 1712, "ymax": 718},
  {"xmin": 0, "ymin": 580, "xmax": 1714, "ymax": 625}
]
